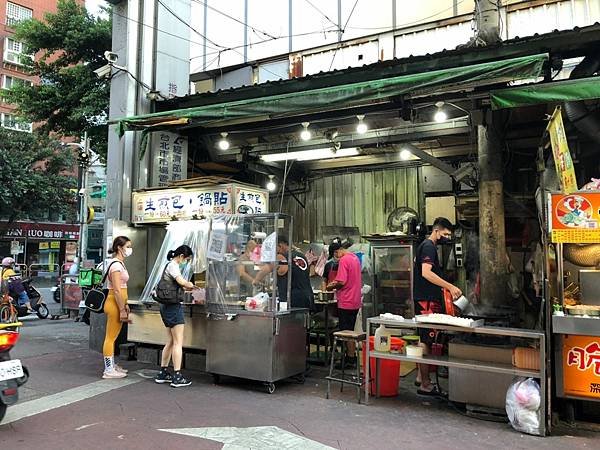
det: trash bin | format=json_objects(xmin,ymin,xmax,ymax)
[{"xmin": 362, "ymin": 336, "xmax": 404, "ymax": 396}]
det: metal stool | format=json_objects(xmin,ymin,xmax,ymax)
[{"xmin": 326, "ymin": 330, "xmax": 366, "ymax": 403}]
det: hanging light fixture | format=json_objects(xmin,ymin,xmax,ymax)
[
  {"xmin": 400, "ymin": 148, "xmax": 412, "ymax": 161},
  {"xmin": 356, "ymin": 115, "xmax": 368, "ymax": 134},
  {"xmin": 266, "ymin": 175, "xmax": 277, "ymax": 192},
  {"xmin": 433, "ymin": 101, "xmax": 447, "ymax": 123},
  {"xmin": 300, "ymin": 122, "xmax": 311, "ymax": 141},
  {"xmin": 217, "ymin": 132, "xmax": 230, "ymax": 150}
]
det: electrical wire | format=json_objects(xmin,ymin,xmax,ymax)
[
  {"xmin": 328, "ymin": 0, "xmax": 360, "ymax": 71},
  {"xmin": 303, "ymin": 0, "xmax": 339, "ymax": 30},
  {"xmin": 189, "ymin": 0, "xmax": 277, "ymax": 40}
]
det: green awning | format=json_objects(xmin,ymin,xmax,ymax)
[
  {"xmin": 491, "ymin": 76, "xmax": 600, "ymax": 109},
  {"xmin": 117, "ymin": 53, "xmax": 548, "ymax": 135}
]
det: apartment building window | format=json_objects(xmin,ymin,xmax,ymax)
[
  {"xmin": 1, "ymin": 113, "xmax": 33, "ymax": 132},
  {"xmin": 3, "ymin": 37, "xmax": 33, "ymax": 66},
  {"xmin": 6, "ymin": 2, "xmax": 32, "ymax": 27},
  {"xmin": 2, "ymin": 74, "xmax": 32, "ymax": 89}
]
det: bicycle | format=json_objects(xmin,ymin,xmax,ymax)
[{"xmin": 0, "ymin": 292, "xmax": 18, "ymax": 323}]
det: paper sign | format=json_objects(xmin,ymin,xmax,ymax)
[
  {"xmin": 260, "ymin": 232, "xmax": 277, "ymax": 262},
  {"xmin": 550, "ymin": 193, "xmax": 600, "ymax": 243},
  {"xmin": 546, "ymin": 107, "xmax": 578, "ymax": 194},
  {"xmin": 207, "ymin": 232, "xmax": 227, "ymax": 261},
  {"xmin": 563, "ymin": 335, "xmax": 600, "ymax": 399}
]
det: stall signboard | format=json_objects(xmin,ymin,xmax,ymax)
[
  {"xmin": 234, "ymin": 187, "xmax": 268, "ymax": 214},
  {"xmin": 563, "ymin": 335, "xmax": 600, "ymax": 399},
  {"xmin": 547, "ymin": 107, "xmax": 578, "ymax": 194},
  {"xmin": 150, "ymin": 132, "xmax": 188, "ymax": 187},
  {"xmin": 132, "ymin": 184, "xmax": 270, "ymax": 224},
  {"xmin": 549, "ymin": 193, "xmax": 600, "ymax": 243}
]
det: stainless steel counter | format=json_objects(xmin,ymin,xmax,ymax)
[
  {"xmin": 552, "ymin": 315, "xmax": 600, "ymax": 336},
  {"xmin": 127, "ymin": 301, "xmax": 208, "ymax": 349}
]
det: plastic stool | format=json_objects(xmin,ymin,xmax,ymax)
[{"xmin": 326, "ymin": 330, "xmax": 366, "ymax": 403}]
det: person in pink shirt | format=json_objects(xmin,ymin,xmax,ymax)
[{"xmin": 327, "ymin": 239, "xmax": 362, "ymax": 368}]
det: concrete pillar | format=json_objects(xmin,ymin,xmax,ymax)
[{"xmin": 478, "ymin": 111, "xmax": 507, "ymax": 310}]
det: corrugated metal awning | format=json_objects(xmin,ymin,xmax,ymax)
[{"xmin": 116, "ymin": 53, "xmax": 548, "ymax": 136}]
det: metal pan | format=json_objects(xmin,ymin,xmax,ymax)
[{"xmin": 565, "ymin": 305, "xmax": 600, "ymax": 316}]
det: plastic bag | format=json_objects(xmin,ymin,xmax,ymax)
[
  {"xmin": 505, "ymin": 377, "xmax": 542, "ymax": 436},
  {"xmin": 245, "ymin": 292, "xmax": 270, "ymax": 311}
]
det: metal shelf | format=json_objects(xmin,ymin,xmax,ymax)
[{"xmin": 369, "ymin": 351, "xmax": 540, "ymax": 377}]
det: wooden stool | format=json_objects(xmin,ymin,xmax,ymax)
[{"xmin": 326, "ymin": 330, "xmax": 366, "ymax": 403}]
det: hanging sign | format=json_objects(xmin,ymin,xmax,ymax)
[
  {"xmin": 235, "ymin": 187, "xmax": 268, "ymax": 214},
  {"xmin": 207, "ymin": 232, "xmax": 227, "ymax": 261},
  {"xmin": 132, "ymin": 184, "xmax": 269, "ymax": 224},
  {"xmin": 563, "ymin": 335, "xmax": 600, "ymax": 399},
  {"xmin": 550, "ymin": 193, "xmax": 600, "ymax": 243},
  {"xmin": 150, "ymin": 132, "xmax": 188, "ymax": 187},
  {"xmin": 546, "ymin": 107, "xmax": 578, "ymax": 194}
]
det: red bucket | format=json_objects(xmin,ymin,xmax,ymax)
[{"xmin": 362, "ymin": 336, "xmax": 405, "ymax": 396}]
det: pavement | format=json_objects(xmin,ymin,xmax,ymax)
[{"xmin": 1, "ymin": 305, "xmax": 599, "ymax": 450}]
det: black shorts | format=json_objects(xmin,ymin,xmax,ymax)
[
  {"xmin": 338, "ymin": 308, "xmax": 359, "ymax": 331},
  {"xmin": 414, "ymin": 299, "xmax": 442, "ymax": 346},
  {"xmin": 160, "ymin": 303, "xmax": 185, "ymax": 328}
]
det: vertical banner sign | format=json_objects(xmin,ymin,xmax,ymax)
[
  {"xmin": 563, "ymin": 335, "xmax": 600, "ymax": 399},
  {"xmin": 546, "ymin": 107, "xmax": 578, "ymax": 194},
  {"xmin": 151, "ymin": 132, "xmax": 188, "ymax": 187}
]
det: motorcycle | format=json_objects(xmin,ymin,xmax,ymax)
[
  {"xmin": 9, "ymin": 279, "xmax": 49, "ymax": 320},
  {"xmin": 0, "ymin": 321, "xmax": 28, "ymax": 423},
  {"xmin": 51, "ymin": 279, "xmax": 60, "ymax": 303}
]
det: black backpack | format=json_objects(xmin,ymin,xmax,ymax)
[{"xmin": 152, "ymin": 264, "xmax": 184, "ymax": 305}]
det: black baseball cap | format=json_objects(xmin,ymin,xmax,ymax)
[{"xmin": 328, "ymin": 237, "xmax": 352, "ymax": 258}]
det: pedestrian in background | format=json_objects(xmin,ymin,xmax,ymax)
[
  {"xmin": 155, "ymin": 245, "xmax": 195, "ymax": 388},
  {"xmin": 102, "ymin": 236, "xmax": 132, "ymax": 379}
]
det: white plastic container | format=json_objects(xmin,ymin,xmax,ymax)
[
  {"xmin": 405, "ymin": 345, "xmax": 423, "ymax": 357},
  {"xmin": 374, "ymin": 324, "xmax": 391, "ymax": 352}
]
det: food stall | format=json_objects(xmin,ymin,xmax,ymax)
[
  {"xmin": 547, "ymin": 192, "xmax": 600, "ymax": 406},
  {"xmin": 127, "ymin": 183, "xmax": 307, "ymax": 392}
]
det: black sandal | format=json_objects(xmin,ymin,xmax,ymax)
[{"xmin": 417, "ymin": 384, "xmax": 447, "ymax": 398}]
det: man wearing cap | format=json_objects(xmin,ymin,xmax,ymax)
[
  {"xmin": 326, "ymin": 239, "xmax": 362, "ymax": 368},
  {"xmin": 413, "ymin": 217, "xmax": 462, "ymax": 396}
]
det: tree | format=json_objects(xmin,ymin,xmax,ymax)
[
  {"xmin": 1, "ymin": 0, "xmax": 111, "ymax": 159},
  {"xmin": 0, "ymin": 129, "xmax": 77, "ymax": 225}
]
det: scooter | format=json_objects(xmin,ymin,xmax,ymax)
[
  {"xmin": 10, "ymin": 279, "xmax": 49, "ymax": 320},
  {"xmin": 0, "ymin": 321, "xmax": 28, "ymax": 423}
]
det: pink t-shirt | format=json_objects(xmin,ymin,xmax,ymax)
[
  {"xmin": 335, "ymin": 252, "xmax": 362, "ymax": 310},
  {"xmin": 106, "ymin": 259, "xmax": 129, "ymax": 290}
]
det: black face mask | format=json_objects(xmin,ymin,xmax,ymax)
[{"xmin": 437, "ymin": 236, "xmax": 450, "ymax": 245}]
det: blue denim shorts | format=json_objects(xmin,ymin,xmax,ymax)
[{"xmin": 160, "ymin": 303, "xmax": 185, "ymax": 328}]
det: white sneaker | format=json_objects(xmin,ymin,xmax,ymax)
[
  {"xmin": 103, "ymin": 369, "xmax": 127, "ymax": 379},
  {"xmin": 115, "ymin": 364, "xmax": 128, "ymax": 374}
]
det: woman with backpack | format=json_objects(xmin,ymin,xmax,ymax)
[
  {"xmin": 154, "ymin": 245, "xmax": 195, "ymax": 388},
  {"xmin": 102, "ymin": 236, "xmax": 133, "ymax": 379}
]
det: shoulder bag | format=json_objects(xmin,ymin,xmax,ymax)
[
  {"xmin": 84, "ymin": 261, "xmax": 121, "ymax": 313},
  {"xmin": 152, "ymin": 264, "xmax": 184, "ymax": 305}
]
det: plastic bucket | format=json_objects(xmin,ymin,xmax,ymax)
[{"xmin": 362, "ymin": 336, "xmax": 405, "ymax": 396}]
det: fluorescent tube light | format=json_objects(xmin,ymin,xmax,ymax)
[{"xmin": 260, "ymin": 147, "xmax": 359, "ymax": 162}]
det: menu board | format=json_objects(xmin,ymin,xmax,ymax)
[
  {"xmin": 132, "ymin": 184, "xmax": 269, "ymax": 224},
  {"xmin": 550, "ymin": 193, "xmax": 600, "ymax": 243},
  {"xmin": 563, "ymin": 335, "xmax": 600, "ymax": 399}
]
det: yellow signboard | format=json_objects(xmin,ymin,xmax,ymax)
[
  {"xmin": 50, "ymin": 241, "xmax": 60, "ymax": 249},
  {"xmin": 39, "ymin": 242, "xmax": 49, "ymax": 250},
  {"xmin": 547, "ymin": 107, "xmax": 578, "ymax": 194}
]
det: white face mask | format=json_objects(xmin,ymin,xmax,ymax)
[{"xmin": 124, "ymin": 248, "xmax": 133, "ymax": 258}]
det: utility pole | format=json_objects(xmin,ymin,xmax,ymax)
[{"xmin": 72, "ymin": 133, "xmax": 91, "ymax": 265}]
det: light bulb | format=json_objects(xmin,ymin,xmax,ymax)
[
  {"xmin": 356, "ymin": 115, "xmax": 367, "ymax": 134},
  {"xmin": 434, "ymin": 109, "xmax": 447, "ymax": 123},
  {"xmin": 400, "ymin": 149, "xmax": 412, "ymax": 160},
  {"xmin": 266, "ymin": 175, "xmax": 276, "ymax": 192},
  {"xmin": 217, "ymin": 132, "xmax": 229, "ymax": 150},
  {"xmin": 300, "ymin": 122, "xmax": 311, "ymax": 141}
]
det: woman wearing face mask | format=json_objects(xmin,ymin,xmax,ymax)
[
  {"xmin": 155, "ymin": 245, "xmax": 195, "ymax": 388},
  {"xmin": 102, "ymin": 236, "xmax": 133, "ymax": 379}
]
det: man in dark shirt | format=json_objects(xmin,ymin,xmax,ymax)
[{"xmin": 413, "ymin": 217, "xmax": 462, "ymax": 396}]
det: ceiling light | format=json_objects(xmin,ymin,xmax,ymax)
[
  {"xmin": 300, "ymin": 122, "xmax": 311, "ymax": 141},
  {"xmin": 261, "ymin": 147, "xmax": 359, "ymax": 162},
  {"xmin": 356, "ymin": 115, "xmax": 368, "ymax": 134},
  {"xmin": 434, "ymin": 101, "xmax": 447, "ymax": 123},
  {"xmin": 217, "ymin": 132, "xmax": 230, "ymax": 150},
  {"xmin": 400, "ymin": 149, "xmax": 412, "ymax": 160},
  {"xmin": 266, "ymin": 175, "xmax": 277, "ymax": 192}
]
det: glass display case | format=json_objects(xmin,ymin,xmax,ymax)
[
  {"xmin": 206, "ymin": 213, "xmax": 292, "ymax": 314},
  {"xmin": 370, "ymin": 242, "xmax": 414, "ymax": 318}
]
